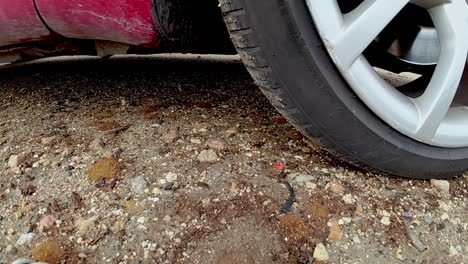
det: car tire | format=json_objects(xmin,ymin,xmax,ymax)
[{"xmin": 219, "ymin": 0, "xmax": 468, "ymax": 179}]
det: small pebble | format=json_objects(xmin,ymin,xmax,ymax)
[
  {"xmin": 162, "ymin": 129, "xmax": 180, "ymax": 143},
  {"xmin": 380, "ymin": 216, "xmax": 391, "ymax": 226},
  {"xmin": 39, "ymin": 215, "xmax": 57, "ymax": 231},
  {"xmin": 131, "ymin": 176, "xmax": 147, "ymax": 195},
  {"xmin": 430, "ymin": 179, "xmax": 450, "ymax": 194},
  {"xmin": 424, "ymin": 215, "xmax": 433, "ymax": 225},
  {"xmin": 205, "ymin": 139, "xmax": 227, "ymax": 151},
  {"xmin": 16, "ymin": 233, "xmax": 35, "ymax": 246},
  {"xmin": 197, "ymin": 149, "xmax": 218, "ymax": 162},
  {"xmin": 342, "ymin": 194, "xmax": 354, "ymax": 204},
  {"xmin": 163, "ymin": 182, "xmax": 174, "ymax": 190},
  {"xmin": 165, "ymin": 172, "xmax": 178, "ymax": 183},
  {"xmin": 313, "ymin": 243, "xmax": 329, "ymax": 261},
  {"xmin": 329, "ymin": 181, "xmax": 345, "ymax": 194}
]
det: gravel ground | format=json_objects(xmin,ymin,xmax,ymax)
[{"xmin": 0, "ymin": 54, "xmax": 466, "ymax": 264}]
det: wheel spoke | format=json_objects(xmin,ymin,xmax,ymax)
[
  {"xmin": 410, "ymin": 0, "xmax": 452, "ymax": 9},
  {"xmin": 308, "ymin": 0, "xmax": 410, "ymax": 69},
  {"xmin": 336, "ymin": 0, "xmax": 410, "ymax": 68},
  {"xmin": 413, "ymin": 0, "xmax": 468, "ymax": 141}
]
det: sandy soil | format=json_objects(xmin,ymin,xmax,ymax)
[{"xmin": 0, "ymin": 54, "xmax": 466, "ymax": 264}]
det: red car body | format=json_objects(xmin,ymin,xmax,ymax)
[{"xmin": 0, "ymin": 0, "xmax": 233, "ymax": 62}]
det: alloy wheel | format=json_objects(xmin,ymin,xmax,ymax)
[{"xmin": 307, "ymin": 0, "xmax": 468, "ymax": 147}]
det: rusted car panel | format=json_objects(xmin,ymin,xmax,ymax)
[
  {"xmin": 0, "ymin": 0, "xmax": 51, "ymax": 46},
  {"xmin": 35, "ymin": 0, "xmax": 160, "ymax": 47}
]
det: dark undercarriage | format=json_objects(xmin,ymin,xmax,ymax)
[{"xmin": 0, "ymin": 0, "xmax": 236, "ymax": 64}]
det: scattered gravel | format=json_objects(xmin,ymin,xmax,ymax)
[{"xmin": 0, "ymin": 54, "xmax": 467, "ymax": 264}]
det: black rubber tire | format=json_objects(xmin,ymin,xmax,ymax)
[{"xmin": 219, "ymin": 0, "xmax": 468, "ymax": 179}]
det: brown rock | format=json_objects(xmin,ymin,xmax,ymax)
[
  {"xmin": 162, "ymin": 129, "xmax": 180, "ymax": 143},
  {"xmin": 225, "ymin": 127, "xmax": 237, "ymax": 137},
  {"xmin": 123, "ymin": 200, "xmax": 145, "ymax": 215},
  {"xmin": 205, "ymin": 139, "xmax": 228, "ymax": 151},
  {"xmin": 330, "ymin": 181, "xmax": 345, "ymax": 194},
  {"xmin": 229, "ymin": 182, "xmax": 239, "ymax": 196},
  {"xmin": 96, "ymin": 121, "xmax": 127, "ymax": 132},
  {"xmin": 21, "ymin": 185, "xmax": 37, "ymax": 196},
  {"xmin": 140, "ymin": 102, "xmax": 162, "ymax": 113},
  {"xmin": 39, "ymin": 215, "xmax": 56, "ymax": 231},
  {"xmin": 286, "ymin": 130, "xmax": 303, "ymax": 141},
  {"xmin": 355, "ymin": 203, "xmax": 364, "ymax": 215},
  {"xmin": 32, "ymin": 240, "xmax": 63, "ymax": 264},
  {"xmin": 274, "ymin": 116, "xmax": 287, "ymax": 124},
  {"xmin": 0, "ymin": 136, "xmax": 8, "ymax": 145},
  {"xmin": 89, "ymin": 138, "xmax": 104, "ymax": 150},
  {"xmin": 26, "ymin": 203, "xmax": 37, "ymax": 212},
  {"xmin": 87, "ymin": 159, "xmax": 120, "ymax": 181},
  {"xmin": 93, "ymin": 112, "xmax": 113, "ymax": 120},
  {"xmin": 301, "ymin": 147, "xmax": 312, "ymax": 154},
  {"xmin": 83, "ymin": 120, "xmax": 100, "ymax": 128},
  {"xmin": 40, "ymin": 136, "xmax": 57, "ymax": 146},
  {"xmin": 328, "ymin": 218, "xmax": 343, "ymax": 241},
  {"xmin": 196, "ymin": 102, "xmax": 212, "ymax": 108},
  {"xmin": 71, "ymin": 192, "xmax": 83, "ymax": 208},
  {"xmin": 167, "ymin": 112, "xmax": 179, "ymax": 119},
  {"xmin": 143, "ymin": 112, "xmax": 159, "ymax": 120}
]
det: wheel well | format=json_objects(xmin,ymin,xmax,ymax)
[{"xmin": 153, "ymin": 0, "xmax": 236, "ymax": 54}]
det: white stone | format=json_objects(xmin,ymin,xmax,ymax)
[
  {"xmin": 165, "ymin": 172, "xmax": 178, "ymax": 183},
  {"xmin": 152, "ymin": 188, "xmax": 162, "ymax": 195},
  {"xmin": 131, "ymin": 176, "xmax": 147, "ymax": 195},
  {"xmin": 292, "ymin": 174, "xmax": 316, "ymax": 183},
  {"xmin": 342, "ymin": 217, "xmax": 352, "ymax": 224},
  {"xmin": 313, "ymin": 243, "xmax": 329, "ymax": 262},
  {"xmin": 441, "ymin": 213, "xmax": 449, "ymax": 221},
  {"xmin": 342, "ymin": 194, "xmax": 354, "ymax": 204},
  {"xmin": 190, "ymin": 138, "xmax": 202, "ymax": 144},
  {"xmin": 449, "ymin": 245, "xmax": 459, "ymax": 256},
  {"xmin": 16, "ymin": 233, "xmax": 35, "ymax": 246},
  {"xmin": 305, "ymin": 182, "xmax": 317, "ymax": 189},
  {"xmin": 380, "ymin": 216, "xmax": 391, "ymax": 226},
  {"xmin": 75, "ymin": 216, "xmax": 98, "ymax": 234},
  {"xmin": 352, "ymin": 236, "xmax": 361, "ymax": 244},
  {"xmin": 8, "ymin": 155, "xmax": 24, "ymax": 168},
  {"xmin": 430, "ymin": 179, "xmax": 450, "ymax": 194}
]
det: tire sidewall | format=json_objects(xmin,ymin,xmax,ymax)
[{"xmin": 239, "ymin": 0, "xmax": 468, "ymax": 178}]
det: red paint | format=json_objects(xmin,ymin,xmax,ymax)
[
  {"xmin": 0, "ymin": 0, "xmax": 50, "ymax": 46},
  {"xmin": 35, "ymin": 0, "xmax": 159, "ymax": 47}
]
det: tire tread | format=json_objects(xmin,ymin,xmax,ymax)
[{"xmin": 219, "ymin": 0, "xmax": 374, "ymax": 172}]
